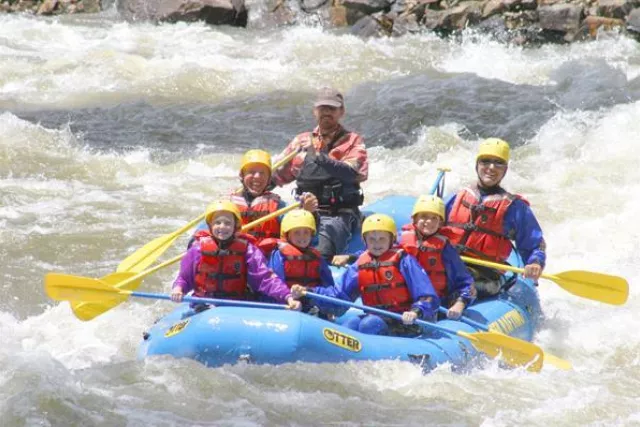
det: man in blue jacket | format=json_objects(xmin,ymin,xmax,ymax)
[{"xmin": 444, "ymin": 138, "xmax": 546, "ymax": 297}]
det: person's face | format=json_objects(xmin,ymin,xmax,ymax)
[
  {"xmin": 414, "ymin": 213, "xmax": 442, "ymax": 237},
  {"xmin": 364, "ymin": 231, "xmax": 393, "ymax": 257},
  {"xmin": 241, "ymin": 164, "xmax": 270, "ymax": 196},
  {"xmin": 287, "ymin": 227, "xmax": 313, "ymax": 249},
  {"xmin": 209, "ymin": 212, "xmax": 236, "ymax": 241},
  {"xmin": 476, "ymin": 156, "xmax": 508, "ymax": 188},
  {"xmin": 313, "ymin": 105, "xmax": 344, "ymax": 130}
]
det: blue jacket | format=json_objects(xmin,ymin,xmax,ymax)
[
  {"xmin": 445, "ymin": 189, "xmax": 546, "ymax": 267},
  {"xmin": 268, "ymin": 246, "xmax": 339, "ymax": 314},
  {"xmin": 314, "ymin": 251, "xmax": 440, "ymax": 319},
  {"xmin": 440, "ymin": 241, "xmax": 476, "ymax": 305}
]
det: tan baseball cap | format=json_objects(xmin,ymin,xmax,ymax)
[{"xmin": 314, "ymin": 87, "xmax": 344, "ymax": 108}]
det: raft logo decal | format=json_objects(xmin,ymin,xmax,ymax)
[
  {"xmin": 165, "ymin": 319, "xmax": 190, "ymax": 338},
  {"xmin": 323, "ymin": 328, "xmax": 361, "ymax": 352},
  {"xmin": 488, "ymin": 309, "xmax": 525, "ymax": 335}
]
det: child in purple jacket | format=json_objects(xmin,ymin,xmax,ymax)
[{"xmin": 170, "ymin": 200, "xmax": 301, "ymax": 310}]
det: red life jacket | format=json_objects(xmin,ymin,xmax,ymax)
[
  {"xmin": 278, "ymin": 241, "xmax": 322, "ymax": 288},
  {"xmin": 400, "ymin": 226, "xmax": 448, "ymax": 298},
  {"xmin": 230, "ymin": 192, "xmax": 281, "ymax": 241},
  {"xmin": 256, "ymin": 237, "xmax": 279, "ymax": 259},
  {"xmin": 356, "ymin": 248, "xmax": 412, "ymax": 313},
  {"xmin": 194, "ymin": 236, "xmax": 250, "ymax": 299},
  {"xmin": 446, "ymin": 185, "xmax": 527, "ymax": 262}
]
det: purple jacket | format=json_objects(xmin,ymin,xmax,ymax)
[{"xmin": 172, "ymin": 240, "xmax": 292, "ymax": 303}]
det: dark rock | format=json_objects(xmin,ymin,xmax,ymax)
[
  {"xmin": 299, "ymin": 0, "xmax": 330, "ymax": 13},
  {"xmin": 117, "ymin": 0, "xmax": 247, "ymax": 26},
  {"xmin": 504, "ymin": 9, "xmax": 538, "ymax": 29},
  {"xmin": 434, "ymin": 1, "xmax": 483, "ymax": 30},
  {"xmin": 597, "ymin": 0, "xmax": 635, "ymax": 20},
  {"xmin": 538, "ymin": 3, "xmax": 582, "ymax": 32},
  {"xmin": 627, "ymin": 7, "xmax": 640, "ymax": 32},
  {"xmin": 343, "ymin": 0, "xmax": 391, "ymax": 14},
  {"xmin": 423, "ymin": 9, "xmax": 446, "ymax": 29},
  {"xmin": 392, "ymin": 11, "xmax": 421, "ymax": 35},
  {"xmin": 351, "ymin": 11, "xmax": 394, "ymax": 36}
]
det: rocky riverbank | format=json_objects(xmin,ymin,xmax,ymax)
[
  {"xmin": 2, "ymin": 0, "xmax": 640, "ymax": 45},
  {"xmin": 0, "ymin": 0, "xmax": 99, "ymax": 14}
]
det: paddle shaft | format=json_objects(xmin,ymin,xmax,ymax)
[
  {"xmin": 131, "ymin": 291, "xmax": 287, "ymax": 310},
  {"xmin": 272, "ymin": 148, "xmax": 301, "ymax": 171},
  {"xmin": 460, "ymin": 256, "xmax": 541, "ymax": 277},
  {"xmin": 114, "ymin": 202, "xmax": 302, "ymax": 289},
  {"xmin": 305, "ymin": 292, "xmax": 459, "ymax": 336},
  {"xmin": 438, "ymin": 307, "xmax": 489, "ymax": 330},
  {"xmin": 429, "ymin": 168, "xmax": 450, "ymax": 196}
]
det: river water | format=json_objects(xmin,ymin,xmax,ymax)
[{"xmin": 1, "ymin": 10, "xmax": 640, "ymax": 427}]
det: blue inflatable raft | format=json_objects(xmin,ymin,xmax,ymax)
[{"xmin": 137, "ymin": 196, "xmax": 542, "ymax": 372}]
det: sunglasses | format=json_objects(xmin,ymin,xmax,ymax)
[{"xmin": 478, "ymin": 158, "xmax": 507, "ymax": 168}]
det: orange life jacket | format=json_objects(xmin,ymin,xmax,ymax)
[
  {"xmin": 400, "ymin": 226, "xmax": 448, "ymax": 298},
  {"xmin": 230, "ymin": 192, "xmax": 281, "ymax": 241},
  {"xmin": 446, "ymin": 186, "xmax": 526, "ymax": 262},
  {"xmin": 356, "ymin": 248, "xmax": 412, "ymax": 313},
  {"xmin": 278, "ymin": 241, "xmax": 322, "ymax": 288},
  {"xmin": 194, "ymin": 236, "xmax": 250, "ymax": 299}
]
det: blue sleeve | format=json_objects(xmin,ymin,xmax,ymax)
[
  {"xmin": 338, "ymin": 263, "xmax": 361, "ymax": 301},
  {"xmin": 400, "ymin": 255, "xmax": 440, "ymax": 319},
  {"xmin": 441, "ymin": 242, "xmax": 475, "ymax": 305},
  {"xmin": 307, "ymin": 262, "xmax": 350, "ymax": 316},
  {"xmin": 504, "ymin": 199, "xmax": 546, "ymax": 268},
  {"xmin": 267, "ymin": 249, "xmax": 286, "ymax": 281},
  {"xmin": 318, "ymin": 258, "xmax": 336, "ymax": 288}
]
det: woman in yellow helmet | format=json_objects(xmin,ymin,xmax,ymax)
[
  {"xmin": 171, "ymin": 200, "xmax": 301, "ymax": 311},
  {"xmin": 293, "ymin": 214, "xmax": 440, "ymax": 336},
  {"xmin": 228, "ymin": 149, "xmax": 318, "ymax": 252},
  {"xmin": 444, "ymin": 138, "xmax": 546, "ymax": 298}
]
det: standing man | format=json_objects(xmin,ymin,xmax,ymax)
[
  {"xmin": 444, "ymin": 138, "xmax": 546, "ymax": 298},
  {"xmin": 272, "ymin": 87, "xmax": 368, "ymax": 261}
]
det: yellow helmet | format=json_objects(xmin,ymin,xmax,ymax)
[
  {"xmin": 476, "ymin": 138, "xmax": 510, "ymax": 163},
  {"xmin": 411, "ymin": 195, "xmax": 445, "ymax": 220},
  {"xmin": 362, "ymin": 214, "xmax": 397, "ymax": 239},
  {"xmin": 280, "ymin": 209, "xmax": 316, "ymax": 238},
  {"xmin": 205, "ymin": 200, "xmax": 242, "ymax": 229},
  {"xmin": 240, "ymin": 149, "xmax": 272, "ymax": 175}
]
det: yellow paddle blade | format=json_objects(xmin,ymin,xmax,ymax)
[
  {"xmin": 543, "ymin": 352, "xmax": 573, "ymax": 371},
  {"xmin": 461, "ymin": 256, "xmax": 629, "ymax": 306},
  {"xmin": 117, "ymin": 214, "xmax": 205, "ymax": 274},
  {"xmin": 70, "ymin": 272, "xmax": 142, "ymax": 321},
  {"xmin": 45, "ymin": 273, "xmax": 130, "ymax": 303},
  {"xmin": 550, "ymin": 270, "xmax": 628, "ymax": 306},
  {"xmin": 458, "ymin": 331, "xmax": 544, "ymax": 372}
]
